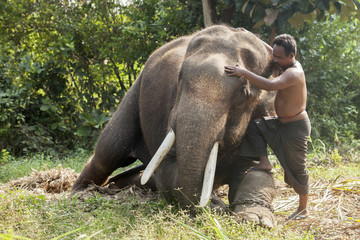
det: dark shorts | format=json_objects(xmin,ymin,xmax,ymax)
[{"xmin": 239, "ymin": 115, "xmax": 311, "ymax": 195}]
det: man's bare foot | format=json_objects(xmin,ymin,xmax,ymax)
[
  {"xmin": 287, "ymin": 208, "xmax": 309, "ymax": 220},
  {"xmin": 256, "ymin": 156, "xmax": 272, "ymax": 171},
  {"xmin": 256, "ymin": 162, "xmax": 272, "ymax": 171}
]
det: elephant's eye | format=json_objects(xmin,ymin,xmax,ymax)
[{"xmin": 178, "ymin": 71, "xmax": 183, "ymax": 81}]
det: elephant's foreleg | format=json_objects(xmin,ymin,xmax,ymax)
[
  {"xmin": 72, "ymin": 80, "xmax": 148, "ymax": 192},
  {"xmin": 229, "ymin": 169, "xmax": 277, "ymax": 228},
  {"xmin": 71, "ymin": 154, "xmax": 110, "ymax": 192}
]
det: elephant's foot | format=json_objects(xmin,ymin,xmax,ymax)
[
  {"xmin": 110, "ymin": 172, "xmax": 157, "ymax": 191},
  {"xmin": 71, "ymin": 178, "xmax": 95, "ymax": 192},
  {"xmin": 232, "ymin": 204, "xmax": 277, "ymax": 228},
  {"xmin": 228, "ymin": 170, "xmax": 277, "ymax": 228},
  {"xmin": 209, "ymin": 193, "xmax": 228, "ymax": 214},
  {"xmin": 71, "ymin": 159, "xmax": 110, "ymax": 193}
]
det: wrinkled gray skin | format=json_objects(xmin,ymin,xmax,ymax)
[{"xmin": 72, "ymin": 25, "xmax": 278, "ymax": 227}]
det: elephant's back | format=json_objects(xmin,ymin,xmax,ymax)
[{"xmin": 144, "ymin": 36, "xmax": 191, "ymax": 69}]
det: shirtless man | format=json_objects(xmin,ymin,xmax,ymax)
[{"xmin": 225, "ymin": 34, "xmax": 311, "ymax": 220}]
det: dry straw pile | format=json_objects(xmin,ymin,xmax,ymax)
[{"xmin": 8, "ymin": 166, "xmax": 78, "ymax": 193}]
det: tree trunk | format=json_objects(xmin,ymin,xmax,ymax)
[
  {"xmin": 220, "ymin": 5, "xmax": 235, "ymax": 24},
  {"xmin": 202, "ymin": 0, "xmax": 216, "ymax": 27},
  {"xmin": 110, "ymin": 58, "xmax": 127, "ymax": 91},
  {"xmin": 270, "ymin": 26, "xmax": 276, "ymax": 46}
]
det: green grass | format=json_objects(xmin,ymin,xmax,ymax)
[
  {"xmin": 0, "ymin": 142, "xmax": 359, "ymax": 239},
  {"xmin": 0, "ymin": 189, "xmax": 314, "ymax": 239}
]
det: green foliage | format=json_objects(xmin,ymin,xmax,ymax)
[
  {"xmin": 308, "ymin": 137, "xmax": 327, "ymax": 157},
  {"xmin": 223, "ymin": 0, "xmax": 360, "ymax": 30},
  {"xmin": 75, "ymin": 111, "xmax": 111, "ymax": 137},
  {"xmin": 0, "ymin": 0, "xmax": 201, "ymax": 156},
  {"xmin": 0, "ymin": 149, "xmax": 11, "ymax": 165},
  {"xmin": 329, "ymin": 148, "xmax": 343, "ymax": 164}
]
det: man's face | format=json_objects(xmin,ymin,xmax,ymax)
[{"xmin": 272, "ymin": 44, "xmax": 294, "ymax": 68}]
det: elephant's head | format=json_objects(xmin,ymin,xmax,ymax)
[{"xmin": 141, "ymin": 25, "xmax": 277, "ymax": 208}]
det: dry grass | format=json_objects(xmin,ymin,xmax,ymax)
[
  {"xmin": 7, "ymin": 166, "xmax": 78, "ymax": 194},
  {"xmin": 274, "ymin": 178, "xmax": 360, "ymax": 239},
  {"xmin": 2, "ymin": 165, "xmax": 359, "ymax": 239}
]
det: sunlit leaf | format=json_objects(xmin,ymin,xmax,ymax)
[
  {"xmin": 264, "ymin": 8, "xmax": 278, "ymax": 25},
  {"xmin": 340, "ymin": 4, "xmax": 351, "ymax": 22}
]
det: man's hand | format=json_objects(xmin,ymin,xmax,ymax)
[
  {"xmin": 236, "ymin": 27, "xmax": 249, "ymax": 32},
  {"xmin": 224, "ymin": 63, "xmax": 247, "ymax": 77}
]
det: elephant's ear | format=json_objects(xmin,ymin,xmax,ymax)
[
  {"xmin": 261, "ymin": 50, "xmax": 280, "ymax": 80},
  {"xmin": 268, "ymin": 62, "xmax": 281, "ymax": 79},
  {"xmin": 252, "ymin": 91, "xmax": 276, "ymax": 119},
  {"xmin": 239, "ymin": 48, "xmax": 257, "ymax": 70},
  {"xmin": 263, "ymin": 42, "xmax": 273, "ymax": 56}
]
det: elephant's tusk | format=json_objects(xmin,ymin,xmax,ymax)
[
  {"xmin": 199, "ymin": 142, "xmax": 219, "ymax": 207},
  {"xmin": 141, "ymin": 129, "xmax": 175, "ymax": 185}
]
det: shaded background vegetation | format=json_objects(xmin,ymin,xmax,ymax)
[{"xmin": 1, "ymin": 0, "xmax": 359, "ymax": 157}]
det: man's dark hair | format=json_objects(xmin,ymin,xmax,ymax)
[{"xmin": 273, "ymin": 34, "xmax": 297, "ymax": 56}]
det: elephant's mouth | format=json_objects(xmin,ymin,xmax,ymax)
[{"xmin": 141, "ymin": 128, "xmax": 219, "ymax": 207}]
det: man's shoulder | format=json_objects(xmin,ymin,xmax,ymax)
[{"xmin": 283, "ymin": 66, "xmax": 305, "ymax": 80}]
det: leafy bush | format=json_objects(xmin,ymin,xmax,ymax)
[{"xmin": 0, "ymin": 0, "xmax": 201, "ymax": 156}]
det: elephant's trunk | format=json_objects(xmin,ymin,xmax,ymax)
[
  {"xmin": 173, "ymin": 97, "xmax": 227, "ymax": 207},
  {"xmin": 141, "ymin": 128, "xmax": 220, "ymax": 208}
]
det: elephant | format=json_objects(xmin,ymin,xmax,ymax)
[{"xmin": 72, "ymin": 25, "xmax": 279, "ymax": 227}]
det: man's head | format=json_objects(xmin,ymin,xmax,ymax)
[{"xmin": 272, "ymin": 34, "xmax": 297, "ymax": 68}]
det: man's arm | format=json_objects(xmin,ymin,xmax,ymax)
[{"xmin": 224, "ymin": 63, "xmax": 295, "ymax": 91}]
